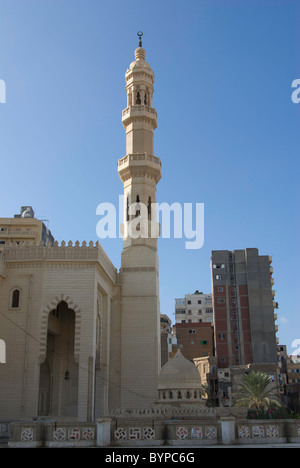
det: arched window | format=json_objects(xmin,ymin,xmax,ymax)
[
  {"xmin": 135, "ymin": 195, "xmax": 140, "ymax": 217},
  {"xmin": 11, "ymin": 289, "xmax": 20, "ymax": 308},
  {"xmin": 136, "ymin": 92, "xmax": 141, "ymax": 105}
]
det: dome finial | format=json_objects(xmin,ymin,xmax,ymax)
[
  {"xmin": 137, "ymin": 31, "xmax": 143, "ymax": 47},
  {"xmin": 134, "ymin": 32, "xmax": 146, "ymax": 61}
]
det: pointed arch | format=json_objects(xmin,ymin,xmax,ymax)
[
  {"xmin": 39, "ymin": 294, "xmax": 81, "ymax": 364},
  {"xmin": 9, "ymin": 286, "xmax": 22, "ymax": 309}
]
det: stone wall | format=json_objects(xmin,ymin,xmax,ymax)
[
  {"xmin": 8, "ymin": 419, "xmax": 97, "ymax": 448},
  {"xmin": 5, "ymin": 415, "xmax": 300, "ymax": 447}
]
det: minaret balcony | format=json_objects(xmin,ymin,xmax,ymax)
[
  {"xmin": 122, "ymin": 105, "xmax": 157, "ymax": 129},
  {"xmin": 118, "ymin": 153, "xmax": 162, "ymax": 183}
]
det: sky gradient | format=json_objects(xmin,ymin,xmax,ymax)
[{"xmin": 0, "ymin": 0, "xmax": 299, "ymax": 353}]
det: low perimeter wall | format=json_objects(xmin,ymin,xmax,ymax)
[{"xmin": 4, "ymin": 417, "xmax": 300, "ymax": 447}]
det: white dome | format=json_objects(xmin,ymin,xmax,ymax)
[
  {"xmin": 158, "ymin": 349, "xmax": 201, "ymax": 390},
  {"xmin": 128, "ymin": 48, "xmax": 153, "ymax": 72}
]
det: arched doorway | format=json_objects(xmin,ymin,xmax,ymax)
[{"xmin": 38, "ymin": 301, "xmax": 79, "ymax": 417}]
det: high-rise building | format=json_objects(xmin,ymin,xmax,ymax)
[
  {"xmin": 175, "ymin": 291, "xmax": 213, "ymax": 324},
  {"xmin": 211, "ymin": 248, "xmax": 278, "ymax": 369},
  {"xmin": 277, "ymin": 344, "xmax": 288, "ymax": 391}
]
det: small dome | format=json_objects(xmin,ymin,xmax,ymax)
[
  {"xmin": 158, "ymin": 349, "xmax": 201, "ymax": 390},
  {"xmin": 135, "ymin": 46, "xmax": 146, "ymax": 61},
  {"xmin": 128, "ymin": 48, "xmax": 153, "ymax": 74}
]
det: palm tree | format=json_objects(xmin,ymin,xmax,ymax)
[{"xmin": 232, "ymin": 371, "xmax": 281, "ymax": 414}]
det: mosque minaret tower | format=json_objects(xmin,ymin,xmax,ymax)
[{"xmin": 118, "ymin": 33, "xmax": 162, "ymax": 408}]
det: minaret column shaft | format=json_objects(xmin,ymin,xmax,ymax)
[{"xmin": 117, "ymin": 36, "xmax": 162, "ymax": 409}]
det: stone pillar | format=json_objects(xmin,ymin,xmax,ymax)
[
  {"xmin": 220, "ymin": 417, "xmax": 236, "ymax": 445},
  {"xmin": 96, "ymin": 418, "xmax": 112, "ymax": 447},
  {"xmin": 87, "ymin": 356, "xmax": 94, "ymax": 421}
]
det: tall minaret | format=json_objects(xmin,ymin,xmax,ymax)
[{"xmin": 118, "ymin": 33, "xmax": 162, "ymax": 408}]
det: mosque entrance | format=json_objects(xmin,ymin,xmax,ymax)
[{"xmin": 38, "ymin": 301, "xmax": 79, "ymax": 417}]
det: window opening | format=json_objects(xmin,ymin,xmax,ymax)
[{"xmin": 12, "ymin": 289, "xmax": 20, "ymax": 308}]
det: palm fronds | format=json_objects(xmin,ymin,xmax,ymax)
[{"xmin": 232, "ymin": 371, "xmax": 280, "ymax": 413}]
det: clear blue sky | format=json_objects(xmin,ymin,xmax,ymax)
[{"xmin": 0, "ymin": 0, "xmax": 299, "ymax": 353}]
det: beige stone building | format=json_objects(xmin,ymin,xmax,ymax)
[
  {"xmin": 0, "ymin": 206, "xmax": 54, "ymax": 252},
  {"xmin": 175, "ymin": 291, "xmax": 213, "ymax": 324},
  {"xmin": 160, "ymin": 314, "xmax": 174, "ymax": 366},
  {"xmin": 0, "ymin": 38, "xmax": 161, "ymax": 422}
]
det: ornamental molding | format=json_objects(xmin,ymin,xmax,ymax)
[
  {"xmin": 5, "ymin": 262, "xmax": 96, "ymax": 269},
  {"xmin": 39, "ymin": 293, "xmax": 82, "ymax": 363},
  {"xmin": 3, "ymin": 241, "xmax": 117, "ymax": 282}
]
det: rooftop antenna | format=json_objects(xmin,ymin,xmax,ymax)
[{"xmin": 137, "ymin": 31, "xmax": 143, "ymax": 47}]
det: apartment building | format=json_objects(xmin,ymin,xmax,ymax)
[
  {"xmin": 193, "ymin": 355, "xmax": 218, "ymax": 404},
  {"xmin": 0, "ymin": 206, "xmax": 54, "ymax": 251},
  {"xmin": 211, "ymin": 248, "xmax": 278, "ymax": 369},
  {"xmin": 161, "ymin": 314, "xmax": 177, "ymax": 365},
  {"xmin": 173, "ymin": 322, "xmax": 214, "ymax": 361},
  {"xmin": 175, "ymin": 291, "xmax": 213, "ymax": 324},
  {"xmin": 277, "ymin": 345, "xmax": 288, "ymax": 390},
  {"xmin": 287, "ymin": 355, "xmax": 300, "ymax": 384}
]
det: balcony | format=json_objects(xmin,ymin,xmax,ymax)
[
  {"xmin": 122, "ymin": 105, "xmax": 157, "ymax": 129},
  {"xmin": 118, "ymin": 153, "xmax": 162, "ymax": 184}
]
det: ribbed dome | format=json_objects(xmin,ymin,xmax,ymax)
[{"xmin": 158, "ymin": 349, "xmax": 201, "ymax": 390}]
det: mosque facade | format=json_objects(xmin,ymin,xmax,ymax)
[
  {"xmin": 0, "ymin": 37, "xmax": 164, "ymax": 423},
  {"xmin": 1, "ymin": 37, "xmax": 293, "ymax": 449}
]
